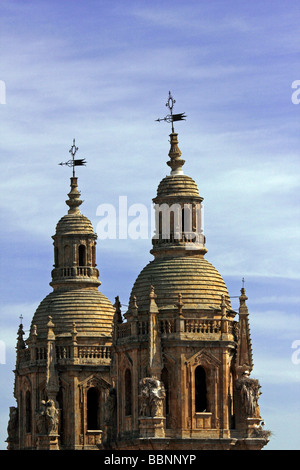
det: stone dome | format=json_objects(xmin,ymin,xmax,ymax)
[
  {"xmin": 129, "ymin": 256, "xmax": 231, "ymax": 312},
  {"xmin": 30, "ymin": 287, "xmax": 114, "ymax": 339},
  {"xmin": 55, "ymin": 213, "xmax": 94, "ymax": 235},
  {"xmin": 155, "ymin": 174, "xmax": 202, "ymax": 200}
]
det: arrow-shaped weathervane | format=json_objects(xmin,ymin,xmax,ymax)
[
  {"xmin": 59, "ymin": 138, "xmax": 87, "ymax": 177},
  {"xmin": 156, "ymin": 91, "xmax": 187, "ymax": 133}
]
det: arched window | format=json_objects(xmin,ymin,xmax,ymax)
[
  {"xmin": 78, "ymin": 245, "xmax": 86, "ymax": 266},
  {"xmin": 92, "ymin": 244, "xmax": 96, "ymax": 266},
  {"xmin": 25, "ymin": 390, "xmax": 32, "ymax": 433},
  {"xmin": 229, "ymin": 370, "xmax": 235, "ymax": 429},
  {"xmin": 57, "ymin": 387, "xmax": 64, "ymax": 443},
  {"xmin": 54, "ymin": 247, "xmax": 59, "ymax": 268},
  {"xmin": 64, "ymin": 245, "xmax": 70, "ymax": 265},
  {"xmin": 125, "ymin": 369, "xmax": 132, "ymax": 416},
  {"xmin": 195, "ymin": 366, "xmax": 207, "ymax": 412},
  {"xmin": 87, "ymin": 387, "xmax": 100, "ymax": 430},
  {"xmin": 161, "ymin": 367, "xmax": 169, "ymax": 416},
  {"xmin": 170, "ymin": 211, "xmax": 174, "ymax": 240},
  {"xmin": 158, "ymin": 212, "xmax": 162, "ymax": 237}
]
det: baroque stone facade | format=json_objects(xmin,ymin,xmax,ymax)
[{"xmin": 7, "ymin": 127, "xmax": 270, "ymax": 450}]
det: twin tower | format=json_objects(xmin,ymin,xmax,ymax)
[{"xmin": 7, "ymin": 99, "xmax": 270, "ymax": 450}]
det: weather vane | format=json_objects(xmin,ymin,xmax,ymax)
[
  {"xmin": 156, "ymin": 91, "xmax": 187, "ymax": 133},
  {"xmin": 59, "ymin": 138, "xmax": 87, "ymax": 177}
]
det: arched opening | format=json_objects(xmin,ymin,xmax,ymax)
[
  {"xmin": 78, "ymin": 244, "xmax": 86, "ymax": 266},
  {"xmin": 170, "ymin": 211, "xmax": 174, "ymax": 240},
  {"xmin": 161, "ymin": 367, "xmax": 169, "ymax": 416},
  {"xmin": 64, "ymin": 245, "xmax": 70, "ymax": 265},
  {"xmin": 158, "ymin": 212, "xmax": 162, "ymax": 238},
  {"xmin": 229, "ymin": 369, "xmax": 235, "ymax": 429},
  {"xmin": 25, "ymin": 390, "xmax": 31, "ymax": 433},
  {"xmin": 54, "ymin": 247, "xmax": 59, "ymax": 268},
  {"xmin": 125, "ymin": 369, "xmax": 132, "ymax": 416},
  {"xmin": 87, "ymin": 387, "xmax": 100, "ymax": 430},
  {"xmin": 181, "ymin": 207, "xmax": 185, "ymax": 236},
  {"xmin": 92, "ymin": 244, "xmax": 96, "ymax": 266},
  {"xmin": 195, "ymin": 366, "xmax": 207, "ymax": 412},
  {"xmin": 57, "ymin": 387, "xmax": 64, "ymax": 444}
]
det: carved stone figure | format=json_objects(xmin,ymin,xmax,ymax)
[
  {"xmin": 139, "ymin": 377, "xmax": 165, "ymax": 417},
  {"xmin": 7, "ymin": 407, "xmax": 18, "ymax": 444},
  {"xmin": 104, "ymin": 387, "xmax": 117, "ymax": 425},
  {"xmin": 236, "ymin": 373, "xmax": 261, "ymax": 417},
  {"xmin": 36, "ymin": 399, "xmax": 59, "ymax": 435}
]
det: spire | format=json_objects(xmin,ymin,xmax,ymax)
[{"xmin": 236, "ymin": 282, "xmax": 254, "ymax": 376}]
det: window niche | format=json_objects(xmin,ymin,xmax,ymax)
[
  {"xmin": 195, "ymin": 366, "xmax": 208, "ymax": 413},
  {"xmin": 124, "ymin": 369, "xmax": 132, "ymax": 416},
  {"xmin": 87, "ymin": 387, "xmax": 100, "ymax": 430}
]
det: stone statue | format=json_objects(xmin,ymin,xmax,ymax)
[
  {"xmin": 104, "ymin": 387, "xmax": 117, "ymax": 425},
  {"xmin": 236, "ymin": 372, "xmax": 261, "ymax": 417},
  {"xmin": 139, "ymin": 377, "xmax": 165, "ymax": 417},
  {"xmin": 7, "ymin": 407, "xmax": 18, "ymax": 444},
  {"xmin": 36, "ymin": 399, "xmax": 59, "ymax": 435}
]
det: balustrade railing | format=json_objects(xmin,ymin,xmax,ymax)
[
  {"xmin": 17, "ymin": 344, "xmax": 111, "ymax": 366},
  {"xmin": 184, "ymin": 319, "xmax": 221, "ymax": 334},
  {"xmin": 52, "ymin": 266, "xmax": 98, "ymax": 279},
  {"xmin": 77, "ymin": 345, "xmax": 111, "ymax": 360}
]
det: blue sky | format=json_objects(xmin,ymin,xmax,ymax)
[{"xmin": 0, "ymin": 0, "xmax": 299, "ymax": 450}]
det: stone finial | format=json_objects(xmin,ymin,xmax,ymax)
[
  {"xmin": 167, "ymin": 132, "xmax": 185, "ymax": 176},
  {"xmin": 71, "ymin": 322, "xmax": 77, "ymax": 343},
  {"xmin": 221, "ymin": 294, "xmax": 227, "ymax": 318},
  {"xmin": 16, "ymin": 322, "xmax": 26, "ymax": 351},
  {"xmin": 47, "ymin": 316, "xmax": 55, "ymax": 341},
  {"xmin": 177, "ymin": 293, "xmax": 183, "ymax": 316},
  {"xmin": 31, "ymin": 324, "xmax": 38, "ymax": 343},
  {"xmin": 131, "ymin": 295, "xmax": 138, "ymax": 317},
  {"xmin": 149, "ymin": 285, "xmax": 156, "ymax": 299},
  {"xmin": 66, "ymin": 177, "xmax": 83, "ymax": 214},
  {"xmin": 113, "ymin": 296, "xmax": 123, "ymax": 324},
  {"xmin": 149, "ymin": 286, "xmax": 159, "ymax": 314},
  {"xmin": 239, "ymin": 286, "xmax": 248, "ymax": 313}
]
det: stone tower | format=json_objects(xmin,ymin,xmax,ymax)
[
  {"xmin": 7, "ymin": 175, "xmax": 115, "ymax": 450},
  {"xmin": 106, "ymin": 125, "xmax": 270, "ymax": 449}
]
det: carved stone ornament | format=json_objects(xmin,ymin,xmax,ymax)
[
  {"xmin": 236, "ymin": 372, "xmax": 261, "ymax": 417},
  {"xmin": 36, "ymin": 399, "xmax": 59, "ymax": 435},
  {"xmin": 7, "ymin": 406, "xmax": 18, "ymax": 443},
  {"xmin": 139, "ymin": 377, "xmax": 165, "ymax": 418},
  {"xmin": 104, "ymin": 387, "xmax": 117, "ymax": 425}
]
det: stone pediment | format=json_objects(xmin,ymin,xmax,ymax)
[{"xmin": 186, "ymin": 348, "xmax": 221, "ymax": 368}]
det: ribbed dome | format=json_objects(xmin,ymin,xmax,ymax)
[
  {"xmin": 156, "ymin": 174, "xmax": 201, "ymax": 199},
  {"xmin": 30, "ymin": 288, "xmax": 114, "ymax": 339},
  {"xmin": 55, "ymin": 213, "xmax": 94, "ymax": 235},
  {"xmin": 129, "ymin": 256, "xmax": 231, "ymax": 312}
]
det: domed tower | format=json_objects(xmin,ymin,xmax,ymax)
[
  {"xmin": 108, "ymin": 94, "xmax": 269, "ymax": 450},
  {"xmin": 7, "ymin": 142, "xmax": 115, "ymax": 450}
]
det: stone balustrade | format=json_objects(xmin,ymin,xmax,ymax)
[
  {"xmin": 16, "ymin": 344, "xmax": 111, "ymax": 368},
  {"xmin": 117, "ymin": 318, "xmax": 238, "ymax": 341},
  {"xmin": 51, "ymin": 266, "xmax": 99, "ymax": 280}
]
